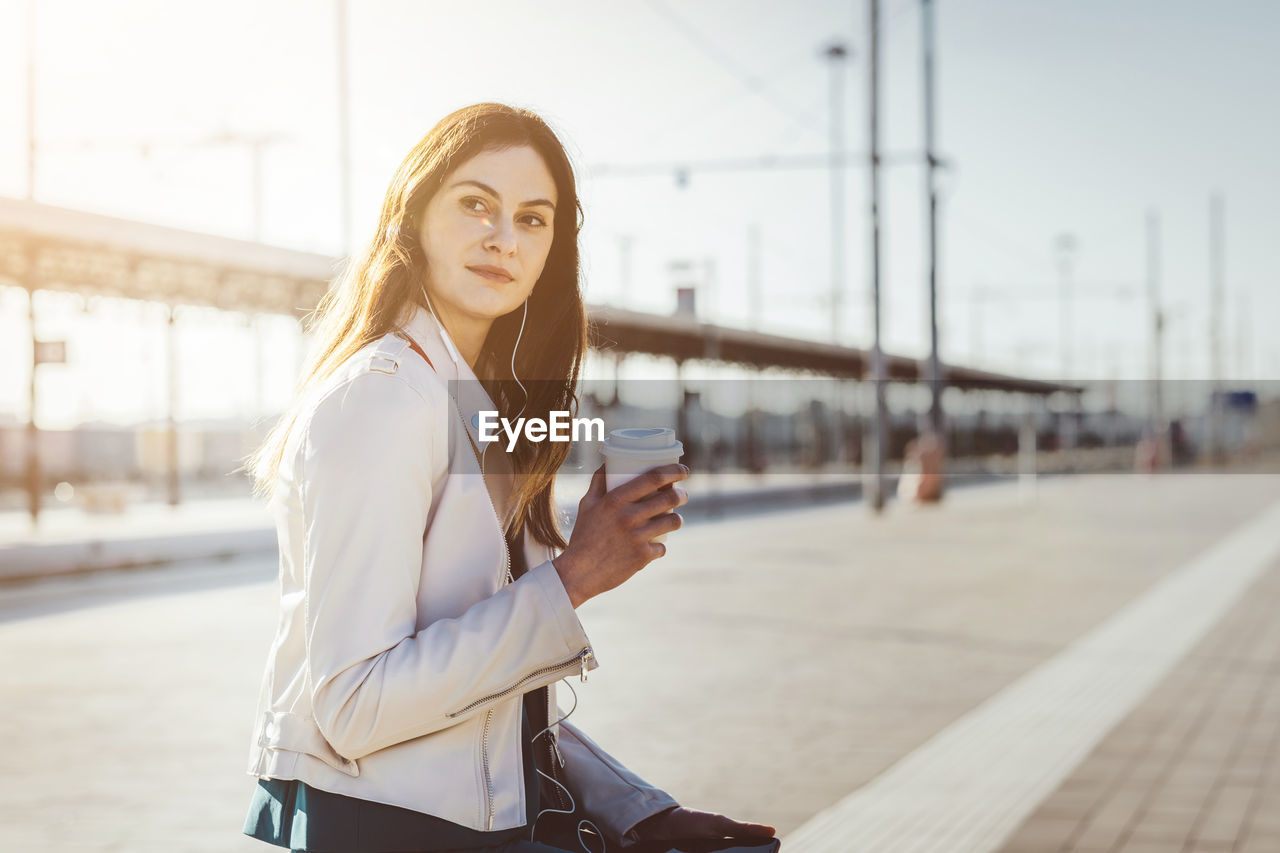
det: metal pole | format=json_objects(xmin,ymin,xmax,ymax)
[
  {"xmin": 26, "ymin": 285, "xmax": 40, "ymax": 524},
  {"xmin": 703, "ymin": 257, "xmax": 717, "ymax": 321},
  {"xmin": 826, "ymin": 43, "xmax": 848, "ymax": 344},
  {"xmin": 674, "ymin": 358, "xmax": 688, "ymax": 469},
  {"xmin": 25, "ymin": 0, "xmax": 36, "ymax": 199},
  {"xmin": 1055, "ymin": 233, "xmax": 1077, "ymax": 462},
  {"xmin": 1056, "ymin": 233, "xmax": 1077, "ymax": 380},
  {"xmin": 1146, "ymin": 210, "xmax": 1166, "ymax": 464},
  {"xmin": 167, "ymin": 303, "xmax": 180, "ymax": 506},
  {"xmin": 336, "ymin": 0, "xmax": 352, "ymax": 254},
  {"xmin": 868, "ymin": 0, "xmax": 887, "ymax": 512},
  {"xmin": 251, "ymin": 141, "xmax": 265, "ymax": 242},
  {"xmin": 617, "ymin": 233, "xmax": 633, "ymax": 301},
  {"xmin": 1208, "ymin": 192, "xmax": 1224, "ymax": 464},
  {"xmin": 612, "ymin": 351, "xmax": 621, "ymax": 408},
  {"xmin": 1210, "ymin": 194, "xmax": 1225, "ymax": 382},
  {"xmin": 1236, "ymin": 291, "xmax": 1249, "ymax": 379},
  {"xmin": 922, "ymin": 0, "xmax": 943, "ymax": 439}
]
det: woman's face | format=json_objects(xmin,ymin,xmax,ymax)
[{"xmin": 416, "ymin": 144, "xmax": 558, "ymax": 330}]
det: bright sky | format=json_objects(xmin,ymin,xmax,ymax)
[{"xmin": 1, "ymin": 0, "xmax": 1277, "ymax": 428}]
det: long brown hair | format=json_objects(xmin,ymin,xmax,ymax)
[{"xmin": 241, "ymin": 102, "xmax": 588, "ymax": 550}]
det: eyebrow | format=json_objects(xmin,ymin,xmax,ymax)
[{"xmin": 449, "ymin": 179, "xmax": 556, "ymax": 212}]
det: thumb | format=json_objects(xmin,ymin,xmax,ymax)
[{"xmin": 586, "ymin": 464, "xmax": 607, "ymax": 500}]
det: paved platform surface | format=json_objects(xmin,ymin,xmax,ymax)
[
  {"xmin": 996, "ymin": 550, "xmax": 1280, "ymax": 853},
  {"xmin": 0, "ymin": 471, "xmax": 1277, "ymax": 851}
]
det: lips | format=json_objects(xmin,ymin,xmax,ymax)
[{"xmin": 467, "ymin": 266, "xmax": 514, "ymax": 282}]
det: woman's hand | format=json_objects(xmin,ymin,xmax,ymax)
[
  {"xmin": 629, "ymin": 805, "xmax": 776, "ymax": 843},
  {"xmin": 552, "ymin": 463, "xmax": 690, "ymax": 608}
]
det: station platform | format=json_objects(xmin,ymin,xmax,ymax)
[{"xmin": 1, "ymin": 469, "xmax": 1277, "ymax": 851}]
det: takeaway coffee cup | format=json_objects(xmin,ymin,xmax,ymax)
[{"xmin": 600, "ymin": 427, "xmax": 685, "ymax": 543}]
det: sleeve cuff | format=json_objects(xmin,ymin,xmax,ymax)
[
  {"xmin": 526, "ymin": 558, "xmax": 596, "ymax": 662},
  {"xmin": 617, "ymin": 795, "xmax": 682, "ymax": 847}
]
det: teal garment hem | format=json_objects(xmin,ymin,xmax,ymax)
[
  {"xmin": 243, "ymin": 693, "xmax": 543, "ymax": 853},
  {"xmin": 243, "ymin": 529, "xmax": 565, "ymax": 852}
]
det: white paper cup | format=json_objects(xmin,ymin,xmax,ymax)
[{"xmin": 600, "ymin": 427, "xmax": 685, "ymax": 543}]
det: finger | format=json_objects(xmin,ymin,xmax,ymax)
[
  {"xmin": 719, "ymin": 816, "xmax": 776, "ymax": 838},
  {"xmin": 636, "ymin": 511, "xmax": 682, "ymax": 542},
  {"xmin": 734, "ymin": 822, "xmax": 777, "ymax": 838},
  {"xmin": 632, "ymin": 484, "xmax": 688, "ymax": 520},
  {"xmin": 609, "ymin": 463, "xmax": 690, "ymax": 504},
  {"xmin": 583, "ymin": 464, "xmax": 606, "ymax": 502}
]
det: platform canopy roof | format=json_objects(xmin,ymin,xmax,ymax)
[
  {"xmin": 0, "ymin": 196, "xmax": 1076, "ymax": 395},
  {"xmin": 589, "ymin": 304, "xmax": 1079, "ymax": 395},
  {"xmin": 0, "ymin": 196, "xmax": 336, "ymax": 313}
]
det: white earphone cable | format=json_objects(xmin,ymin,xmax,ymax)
[
  {"xmin": 505, "ymin": 299, "xmax": 598, "ymax": 851},
  {"xmin": 420, "ymin": 285, "xmax": 593, "ymax": 848},
  {"xmin": 529, "ymin": 677, "xmax": 606, "ymax": 852},
  {"xmin": 418, "ymin": 284, "xmax": 528, "ymax": 477}
]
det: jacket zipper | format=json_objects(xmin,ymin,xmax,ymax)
[
  {"xmin": 402, "ymin": 331, "xmax": 521, "ymax": 829},
  {"xmin": 548, "ymin": 741, "xmax": 568, "ymax": 812},
  {"xmin": 396, "ymin": 330, "xmax": 513, "ymax": 587},
  {"xmin": 546, "ymin": 686, "xmax": 566, "ymax": 769},
  {"xmin": 447, "ymin": 647, "xmax": 594, "ymax": 719},
  {"xmin": 481, "ymin": 707, "xmax": 496, "ymax": 830},
  {"xmin": 477, "ymin": 487, "xmax": 506, "ymax": 831},
  {"xmin": 451, "ymin": 390, "xmax": 582, "ymax": 827},
  {"xmin": 449, "ymin": 396, "xmax": 513, "ymax": 587},
  {"xmin": 545, "ymin": 685, "xmax": 569, "ymax": 812},
  {"xmin": 498, "ymin": 524, "xmax": 512, "ymax": 587},
  {"xmin": 471, "ymin": 457, "xmax": 508, "ymax": 833},
  {"xmin": 467, "ymin": 648, "xmax": 592, "ymax": 830}
]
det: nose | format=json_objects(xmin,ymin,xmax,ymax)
[{"xmin": 482, "ymin": 215, "xmax": 518, "ymax": 256}]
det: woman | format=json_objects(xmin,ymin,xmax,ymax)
[{"xmin": 239, "ymin": 103, "xmax": 777, "ymax": 853}]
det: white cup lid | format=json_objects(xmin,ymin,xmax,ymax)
[
  {"xmin": 600, "ymin": 427, "xmax": 684, "ymax": 460},
  {"xmin": 610, "ymin": 428, "xmax": 673, "ymax": 448}
]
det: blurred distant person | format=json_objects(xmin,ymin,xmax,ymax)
[
  {"xmin": 239, "ymin": 103, "xmax": 775, "ymax": 853},
  {"xmin": 1134, "ymin": 428, "xmax": 1162, "ymax": 473},
  {"xmin": 898, "ymin": 424, "xmax": 945, "ymax": 504},
  {"xmin": 1170, "ymin": 419, "xmax": 1195, "ymax": 467}
]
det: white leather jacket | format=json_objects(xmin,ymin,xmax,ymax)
[{"xmin": 246, "ymin": 303, "xmax": 678, "ymax": 846}]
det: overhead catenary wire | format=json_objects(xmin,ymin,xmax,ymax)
[
  {"xmin": 657, "ymin": 45, "xmax": 840, "ymax": 151},
  {"xmin": 587, "ymin": 149, "xmax": 932, "ymax": 178},
  {"xmin": 627, "ymin": 0, "xmax": 927, "ymax": 181},
  {"xmin": 641, "ymin": 0, "xmax": 829, "ymax": 134}
]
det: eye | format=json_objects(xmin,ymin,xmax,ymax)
[
  {"xmin": 520, "ymin": 213, "xmax": 548, "ymax": 228},
  {"xmin": 460, "ymin": 195, "xmax": 489, "ymax": 214}
]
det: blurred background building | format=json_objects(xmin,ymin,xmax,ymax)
[{"xmin": 1, "ymin": 0, "xmax": 1277, "ymax": 522}]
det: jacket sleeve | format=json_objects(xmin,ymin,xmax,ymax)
[
  {"xmin": 555, "ymin": 714, "xmax": 681, "ymax": 848},
  {"xmin": 298, "ymin": 371, "xmax": 595, "ymax": 760}
]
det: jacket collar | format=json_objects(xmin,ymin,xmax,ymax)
[
  {"xmin": 402, "ymin": 302, "xmax": 467, "ymax": 385},
  {"xmin": 401, "ymin": 302, "xmax": 516, "ymax": 528},
  {"xmin": 401, "ymin": 302, "xmax": 497, "ymax": 424}
]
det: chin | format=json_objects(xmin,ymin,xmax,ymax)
[
  {"xmin": 465, "ymin": 296, "xmax": 525, "ymax": 320},
  {"xmin": 490, "ymin": 294, "xmax": 531, "ymax": 316}
]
